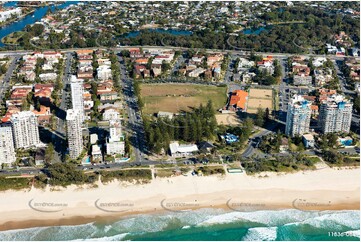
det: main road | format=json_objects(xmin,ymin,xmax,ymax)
[
  {"xmin": 0, "ymin": 45, "xmax": 352, "ymax": 62},
  {"xmin": 116, "ymin": 54, "xmax": 146, "ymax": 164},
  {"xmin": 53, "ymin": 52, "xmax": 73, "ymax": 162},
  {"xmin": 0, "ymin": 55, "xmax": 21, "ymax": 100}
]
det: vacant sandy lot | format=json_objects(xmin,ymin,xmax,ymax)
[
  {"xmin": 249, "ymin": 88, "xmax": 273, "ymax": 99},
  {"xmin": 247, "ymin": 99, "xmax": 273, "ymax": 110},
  {"xmin": 215, "ymin": 113, "xmax": 241, "ymax": 125},
  {"xmin": 140, "ymin": 84, "xmax": 227, "ymax": 114},
  {"xmin": 247, "ymin": 88, "xmax": 273, "ymax": 113}
]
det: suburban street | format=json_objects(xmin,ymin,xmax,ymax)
[
  {"xmin": 0, "ymin": 55, "xmax": 20, "ymax": 100},
  {"xmin": 241, "ymin": 123, "xmax": 279, "ymax": 158},
  {"xmin": 117, "ymin": 54, "xmax": 146, "ymax": 164},
  {"xmin": 53, "ymin": 52, "xmax": 73, "ymax": 162}
]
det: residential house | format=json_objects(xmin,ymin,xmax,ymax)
[
  {"xmin": 293, "ymin": 75, "xmax": 312, "ymax": 86},
  {"xmin": 188, "ymin": 67, "xmax": 205, "ymax": 78},
  {"xmin": 103, "ymin": 108, "xmax": 120, "ymax": 121},
  {"xmin": 207, "ymin": 53, "xmax": 223, "ymax": 67},
  {"xmin": 35, "ymin": 147, "xmax": 45, "ymax": 166},
  {"xmin": 198, "ymin": 141, "xmax": 214, "ymax": 154},
  {"xmin": 280, "ymin": 137, "xmax": 289, "ymax": 152},
  {"xmin": 314, "ymin": 69, "xmax": 333, "ymax": 86},
  {"xmin": 135, "ymin": 58, "xmax": 149, "ymax": 65},
  {"xmin": 39, "ymin": 73, "xmax": 57, "ymax": 82},
  {"xmin": 92, "ymin": 144, "xmax": 103, "ymax": 162},
  {"xmin": 257, "ymin": 56, "xmax": 274, "ymax": 75},
  {"xmin": 157, "ymin": 111, "xmax": 174, "ymax": 119},
  {"xmin": 129, "ymin": 48, "xmax": 142, "ymax": 58},
  {"xmin": 302, "ymin": 134, "xmax": 315, "ymax": 148},
  {"xmin": 32, "ymin": 105, "xmax": 51, "ymax": 124},
  {"xmin": 169, "ymin": 142, "xmax": 198, "ymax": 157}
]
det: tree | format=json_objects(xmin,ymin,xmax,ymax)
[
  {"xmin": 34, "ymin": 97, "xmax": 40, "ymax": 111},
  {"xmin": 261, "ymin": 75, "xmax": 277, "ymax": 85},
  {"xmin": 273, "ymin": 59, "xmax": 282, "ymax": 78},
  {"xmin": 265, "ymin": 108, "xmax": 270, "ymax": 120},
  {"xmin": 46, "ymin": 163, "xmax": 86, "ymax": 186},
  {"xmin": 124, "ymin": 136, "xmax": 131, "ymax": 156},
  {"xmin": 35, "ymin": 58, "xmax": 44, "ymax": 77},
  {"xmin": 255, "ymin": 108, "xmax": 265, "ymax": 127},
  {"xmin": 328, "ymin": 133, "xmax": 338, "ymax": 148},
  {"xmin": 45, "ymin": 143, "xmax": 55, "ymax": 164},
  {"xmin": 353, "ymin": 95, "xmax": 360, "ymax": 114},
  {"xmin": 0, "ymin": 64, "xmax": 7, "ymax": 75},
  {"xmin": 29, "ymin": 24, "xmax": 45, "ymax": 36},
  {"xmin": 121, "ymin": 50, "xmax": 130, "ymax": 57},
  {"xmin": 161, "ymin": 60, "xmax": 171, "ymax": 73},
  {"xmin": 243, "ymin": 118, "xmax": 254, "ymax": 138}
]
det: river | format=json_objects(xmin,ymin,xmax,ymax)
[
  {"xmin": 0, "ymin": 1, "xmax": 79, "ymax": 47},
  {"xmin": 241, "ymin": 26, "xmax": 272, "ymax": 35}
]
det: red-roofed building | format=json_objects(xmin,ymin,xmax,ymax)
[
  {"xmin": 32, "ymin": 105, "xmax": 51, "ymax": 124},
  {"xmin": 129, "ymin": 48, "xmax": 142, "ymax": 58},
  {"xmin": 229, "ymin": 90, "xmax": 248, "ymax": 111},
  {"xmin": 311, "ymin": 105, "xmax": 319, "ymax": 116},
  {"xmin": 318, "ymin": 88, "xmax": 337, "ymax": 102},
  {"xmin": 135, "ymin": 58, "xmax": 149, "ymax": 65},
  {"xmin": 34, "ymin": 84, "xmax": 54, "ymax": 93}
]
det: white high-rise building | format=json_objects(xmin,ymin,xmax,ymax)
[
  {"xmin": 0, "ymin": 126, "xmax": 16, "ymax": 166},
  {"xmin": 106, "ymin": 120, "xmax": 125, "ymax": 156},
  {"xmin": 285, "ymin": 95, "xmax": 312, "ymax": 137},
  {"xmin": 10, "ymin": 111, "xmax": 40, "ymax": 149},
  {"xmin": 0, "ymin": 8, "xmax": 22, "ymax": 22},
  {"xmin": 70, "ymin": 75, "xmax": 85, "ymax": 122},
  {"xmin": 102, "ymin": 109, "xmax": 120, "ymax": 121},
  {"xmin": 66, "ymin": 109, "xmax": 83, "ymax": 159},
  {"xmin": 318, "ymin": 94, "xmax": 353, "ymax": 134},
  {"xmin": 97, "ymin": 65, "xmax": 112, "ymax": 81}
]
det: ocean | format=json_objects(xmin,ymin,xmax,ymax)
[{"xmin": 0, "ymin": 209, "xmax": 359, "ymax": 241}]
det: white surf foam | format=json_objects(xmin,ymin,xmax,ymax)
[
  {"xmin": 242, "ymin": 227, "xmax": 278, "ymax": 241},
  {"xmin": 284, "ymin": 210, "xmax": 360, "ymax": 230},
  {"xmin": 71, "ymin": 233, "xmax": 129, "ymax": 241},
  {"xmin": 181, "ymin": 225, "xmax": 191, "ymax": 229},
  {"xmin": 196, "ymin": 209, "xmax": 314, "ymax": 227},
  {"xmin": 110, "ymin": 208, "xmax": 224, "ymax": 233}
]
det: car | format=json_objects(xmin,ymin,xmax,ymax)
[
  {"xmin": 100, "ymin": 167, "xmax": 105, "ymax": 169},
  {"xmin": 106, "ymin": 166, "xmax": 111, "ymax": 168}
]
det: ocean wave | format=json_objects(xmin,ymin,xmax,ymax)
[
  {"xmin": 196, "ymin": 209, "xmax": 315, "ymax": 227},
  {"xmin": 0, "ymin": 223, "xmax": 98, "ymax": 241},
  {"xmin": 242, "ymin": 227, "xmax": 277, "ymax": 241},
  {"xmin": 109, "ymin": 208, "xmax": 224, "ymax": 233},
  {"xmin": 0, "ymin": 209, "xmax": 359, "ymax": 241},
  {"xmin": 284, "ymin": 210, "xmax": 360, "ymax": 231},
  {"xmin": 70, "ymin": 233, "xmax": 129, "ymax": 241}
]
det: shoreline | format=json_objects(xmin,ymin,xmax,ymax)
[
  {"xmin": 0, "ymin": 167, "xmax": 359, "ymax": 232},
  {"xmin": 1, "ymin": 202, "xmax": 359, "ymax": 232}
]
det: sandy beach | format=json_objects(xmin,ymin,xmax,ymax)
[{"xmin": 0, "ymin": 166, "xmax": 359, "ymax": 231}]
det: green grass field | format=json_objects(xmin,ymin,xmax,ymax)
[
  {"xmin": 1, "ymin": 31, "xmax": 25, "ymax": 45},
  {"xmin": 140, "ymin": 83, "xmax": 227, "ymax": 114}
]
